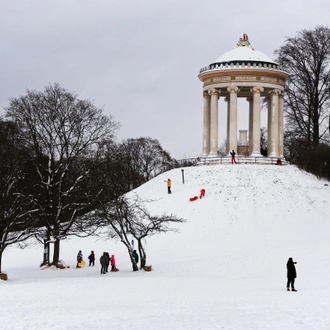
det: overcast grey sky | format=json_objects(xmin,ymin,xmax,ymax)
[{"xmin": 1, "ymin": 0, "xmax": 330, "ymax": 159}]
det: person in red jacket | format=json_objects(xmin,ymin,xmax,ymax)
[
  {"xmin": 276, "ymin": 158, "xmax": 282, "ymax": 166},
  {"xmin": 111, "ymin": 254, "xmax": 116, "ymax": 271},
  {"xmin": 230, "ymin": 150, "xmax": 237, "ymax": 164},
  {"xmin": 200, "ymin": 189, "xmax": 205, "ymax": 199}
]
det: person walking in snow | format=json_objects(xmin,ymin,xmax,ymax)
[
  {"xmin": 76, "ymin": 250, "xmax": 83, "ymax": 268},
  {"xmin": 286, "ymin": 257, "xmax": 297, "ymax": 291},
  {"xmin": 230, "ymin": 150, "xmax": 237, "ymax": 164},
  {"xmin": 164, "ymin": 178, "xmax": 172, "ymax": 194},
  {"xmin": 100, "ymin": 252, "xmax": 107, "ymax": 275},
  {"xmin": 88, "ymin": 250, "xmax": 95, "ymax": 266}
]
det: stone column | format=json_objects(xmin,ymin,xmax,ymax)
[
  {"xmin": 278, "ymin": 91, "xmax": 284, "ymax": 157},
  {"xmin": 251, "ymin": 86, "xmax": 264, "ymax": 156},
  {"xmin": 225, "ymin": 97, "xmax": 230, "ymax": 154},
  {"xmin": 202, "ymin": 91, "xmax": 211, "ymax": 156},
  {"xmin": 208, "ymin": 88, "xmax": 220, "ymax": 156},
  {"xmin": 227, "ymin": 86, "xmax": 239, "ymax": 154},
  {"xmin": 247, "ymin": 97, "xmax": 253, "ymax": 155},
  {"xmin": 268, "ymin": 89, "xmax": 280, "ymax": 157}
]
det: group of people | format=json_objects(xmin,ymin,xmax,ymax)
[
  {"xmin": 77, "ymin": 250, "xmax": 140, "ymax": 274},
  {"xmin": 100, "ymin": 252, "xmax": 117, "ymax": 274},
  {"xmin": 76, "ymin": 250, "xmax": 96, "ymax": 268},
  {"xmin": 76, "ymin": 250, "xmax": 119, "ymax": 274},
  {"xmin": 230, "ymin": 151, "xmax": 284, "ymax": 166},
  {"xmin": 79, "ymin": 252, "xmax": 296, "ymax": 289}
]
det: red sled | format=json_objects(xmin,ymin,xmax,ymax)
[{"xmin": 189, "ymin": 196, "xmax": 198, "ymax": 202}]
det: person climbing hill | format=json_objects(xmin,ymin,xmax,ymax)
[
  {"xmin": 200, "ymin": 189, "xmax": 205, "ymax": 198},
  {"xmin": 164, "ymin": 178, "xmax": 172, "ymax": 194}
]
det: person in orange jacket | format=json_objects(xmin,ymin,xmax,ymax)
[{"xmin": 164, "ymin": 178, "xmax": 171, "ymax": 194}]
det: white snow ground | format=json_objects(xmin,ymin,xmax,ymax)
[{"xmin": 1, "ymin": 164, "xmax": 330, "ymax": 330}]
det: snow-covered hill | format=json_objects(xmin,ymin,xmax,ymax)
[{"xmin": 2, "ymin": 165, "xmax": 330, "ymax": 330}]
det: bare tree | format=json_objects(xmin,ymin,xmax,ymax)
[
  {"xmin": 126, "ymin": 197, "xmax": 186, "ymax": 270},
  {"xmin": 120, "ymin": 137, "xmax": 173, "ymax": 182},
  {"xmin": 95, "ymin": 140, "xmax": 146, "ymax": 193},
  {"xmin": 87, "ymin": 196, "xmax": 185, "ymax": 271},
  {"xmin": 0, "ymin": 120, "xmax": 38, "ymax": 273},
  {"xmin": 274, "ymin": 25, "xmax": 330, "ymax": 147},
  {"xmin": 5, "ymin": 83, "xmax": 119, "ymax": 266}
]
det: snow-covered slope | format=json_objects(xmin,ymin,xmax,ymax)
[{"xmin": 2, "ymin": 165, "xmax": 330, "ymax": 330}]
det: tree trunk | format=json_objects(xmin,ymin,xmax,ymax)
[
  {"xmin": 52, "ymin": 238, "xmax": 60, "ymax": 266},
  {"xmin": 140, "ymin": 255, "xmax": 146, "ymax": 269},
  {"xmin": 128, "ymin": 247, "xmax": 138, "ymax": 271},
  {"xmin": 40, "ymin": 240, "xmax": 50, "ymax": 267},
  {"xmin": 40, "ymin": 230, "xmax": 51, "ymax": 267},
  {"xmin": 138, "ymin": 240, "xmax": 147, "ymax": 269}
]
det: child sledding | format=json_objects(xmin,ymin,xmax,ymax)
[{"xmin": 189, "ymin": 188, "xmax": 206, "ymax": 202}]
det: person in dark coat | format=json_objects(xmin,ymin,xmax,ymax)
[
  {"xmin": 76, "ymin": 250, "xmax": 83, "ymax": 268},
  {"xmin": 132, "ymin": 250, "xmax": 139, "ymax": 271},
  {"xmin": 133, "ymin": 250, "xmax": 139, "ymax": 264},
  {"xmin": 105, "ymin": 252, "xmax": 110, "ymax": 272},
  {"xmin": 88, "ymin": 251, "xmax": 95, "ymax": 267},
  {"xmin": 286, "ymin": 257, "xmax": 297, "ymax": 291},
  {"xmin": 100, "ymin": 252, "xmax": 108, "ymax": 275}
]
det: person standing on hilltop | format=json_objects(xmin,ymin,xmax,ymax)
[
  {"xmin": 164, "ymin": 178, "xmax": 172, "ymax": 194},
  {"xmin": 286, "ymin": 257, "xmax": 297, "ymax": 291},
  {"xmin": 230, "ymin": 150, "xmax": 237, "ymax": 164}
]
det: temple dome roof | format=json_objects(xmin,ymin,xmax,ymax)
[
  {"xmin": 198, "ymin": 34, "xmax": 288, "ymax": 76},
  {"xmin": 212, "ymin": 33, "xmax": 276, "ymax": 65}
]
